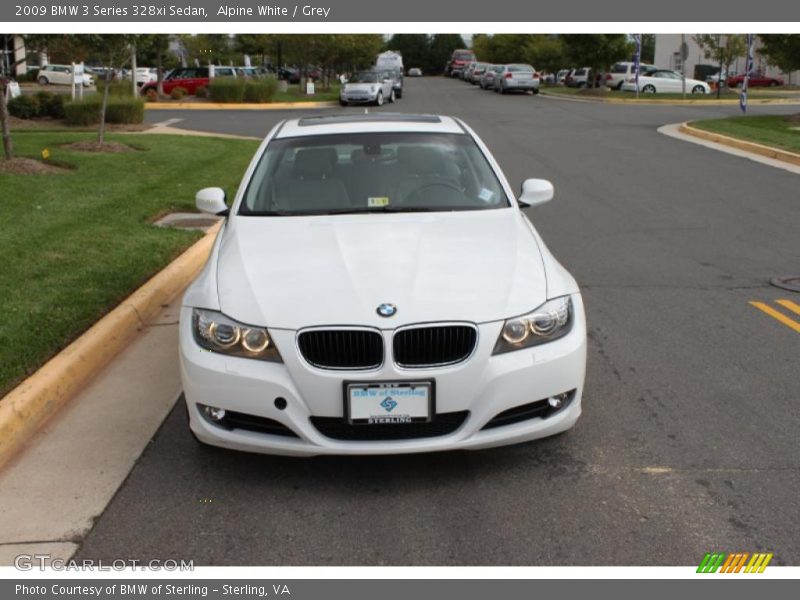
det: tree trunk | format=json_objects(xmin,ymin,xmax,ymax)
[
  {"xmin": 98, "ymin": 62, "xmax": 112, "ymax": 144},
  {"xmin": 0, "ymin": 77, "xmax": 13, "ymax": 160},
  {"xmin": 156, "ymin": 45, "xmax": 164, "ymax": 97}
]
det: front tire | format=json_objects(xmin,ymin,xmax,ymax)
[
  {"xmin": 691, "ymin": 85, "xmax": 705, "ymax": 95},
  {"xmin": 375, "ymin": 91, "xmax": 384, "ymax": 106},
  {"xmin": 389, "ymin": 89, "xmax": 396, "ymax": 103},
  {"xmin": 339, "ymin": 99, "xmax": 348, "ymax": 106},
  {"xmin": 642, "ymin": 84, "xmax": 656, "ymax": 94},
  {"xmin": 38, "ymin": 76, "xmax": 48, "ymax": 85},
  {"xmin": 769, "ymin": 81, "xmax": 779, "ymax": 87}
]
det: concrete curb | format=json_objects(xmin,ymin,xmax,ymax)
[
  {"xmin": 679, "ymin": 122, "xmax": 800, "ymax": 167},
  {"xmin": 0, "ymin": 222, "xmax": 221, "ymax": 471},
  {"xmin": 145, "ymin": 101, "xmax": 338, "ymax": 110},
  {"xmin": 540, "ymin": 91, "xmax": 800, "ymax": 106}
]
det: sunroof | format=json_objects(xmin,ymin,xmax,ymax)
[{"xmin": 297, "ymin": 113, "xmax": 443, "ymax": 127}]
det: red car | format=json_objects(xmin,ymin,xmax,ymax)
[
  {"xmin": 446, "ymin": 49, "xmax": 476, "ymax": 77},
  {"xmin": 140, "ymin": 67, "xmax": 210, "ymax": 95},
  {"xmin": 726, "ymin": 73, "xmax": 784, "ymax": 87}
]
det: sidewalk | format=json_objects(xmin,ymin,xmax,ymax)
[{"xmin": 0, "ymin": 296, "xmax": 185, "ymax": 566}]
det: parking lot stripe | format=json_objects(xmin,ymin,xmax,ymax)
[
  {"xmin": 749, "ymin": 301, "xmax": 800, "ymax": 333},
  {"xmin": 776, "ymin": 299, "xmax": 800, "ymax": 316}
]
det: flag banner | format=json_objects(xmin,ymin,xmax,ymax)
[
  {"xmin": 634, "ymin": 34, "xmax": 642, "ymax": 93},
  {"xmin": 740, "ymin": 33, "xmax": 755, "ymax": 113}
]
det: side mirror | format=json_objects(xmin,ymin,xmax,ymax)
[
  {"xmin": 196, "ymin": 187, "xmax": 229, "ymax": 216},
  {"xmin": 518, "ymin": 178, "xmax": 554, "ymax": 208}
]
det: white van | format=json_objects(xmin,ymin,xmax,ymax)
[{"xmin": 605, "ymin": 62, "xmax": 657, "ymax": 90}]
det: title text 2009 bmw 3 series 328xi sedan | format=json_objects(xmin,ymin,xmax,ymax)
[{"xmin": 179, "ymin": 113, "xmax": 587, "ymax": 456}]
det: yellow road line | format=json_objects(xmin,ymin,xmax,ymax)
[
  {"xmin": 776, "ymin": 299, "xmax": 800, "ymax": 316},
  {"xmin": 750, "ymin": 301, "xmax": 800, "ymax": 333}
]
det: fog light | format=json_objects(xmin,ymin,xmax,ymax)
[
  {"xmin": 547, "ymin": 394, "xmax": 566, "ymax": 409},
  {"xmin": 203, "ymin": 405, "xmax": 226, "ymax": 422}
]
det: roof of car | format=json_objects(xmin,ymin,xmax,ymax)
[{"xmin": 277, "ymin": 113, "xmax": 466, "ymax": 138}]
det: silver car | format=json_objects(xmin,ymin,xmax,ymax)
[
  {"xmin": 479, "ymin": 64, "xmax": 504, "ymax": 90},
  {"xmin": 495, "ymin": 64, "xmax": 540, "ymax": 94},
  {"xmin": 340, "ymin": 71, "xmax": 395, "ymax": 106}
]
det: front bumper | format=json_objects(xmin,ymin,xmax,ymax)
[
  {"xmin": 180, "ymin": 294, "xmax": 586, "ymax": 456},
  {"xmin": 340, "ymin": 93, "xmax": 378, "ymax": 104}
]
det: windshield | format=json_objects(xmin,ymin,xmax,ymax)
[
  {"xmin": 239, "ymin": 132, "xmax": 510, "ymax": 216},
  {"xmin": 454, "ymin": 52, "xmax": 474, "ymax": 61},
  {"xmin": 349, "ymin": 71, "xmax": 380, "ymax": 83}
]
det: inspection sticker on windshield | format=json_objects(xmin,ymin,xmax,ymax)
[
  {"xmin": 346, "ymin": 381, "xmax": 432, "ymax": 424},
  {"xmin": 478, "ymin": 188, "xmax": 495, "ymax": 203},
  {"xmin": 368, "ymin": 196, "xmax": 390, "ymax": 207}
]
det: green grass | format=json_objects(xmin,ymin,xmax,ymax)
[
  {"xmin": 273, "ymin": 83, "xmax": 341, "ymax": 103},
  {"xmin": 0, "ymin": 132, "xmax": 259, "ymax": 395},
  {"xmin": 690, "ymin": 115, "xmax": 800, "ymax": 153}
]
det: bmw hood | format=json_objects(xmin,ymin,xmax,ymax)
[{"xmin": 216, "ymin": 209, "xmax": 548, "ymax": 329}]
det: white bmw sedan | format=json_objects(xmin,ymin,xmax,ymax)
[{"xmin": 180, "ymin": 113, "xmax": 586, "ymax": 456}]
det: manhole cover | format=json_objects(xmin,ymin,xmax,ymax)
[{"xmin": 770, "ymin": 276, "xmax": 800, "ymax": 293}]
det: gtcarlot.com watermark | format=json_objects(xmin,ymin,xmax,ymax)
[{"xmin": 14, "ymin": 554, "xmax": 194, "ymax": 571}]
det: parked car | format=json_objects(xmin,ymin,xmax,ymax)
[
  {"xmin": 564, "ymin": 67, "xmax": 590, "ymax": 88},
  {"xmin": 407, "ymin": 67, "xmax": 422, "ymax": 77},
  {"xmin": 727, "ymin": 72, "xmax": 784, "ymax": 87},
  {"xmin": 132, "ymin": 67, "xmax": 156, "ymax": 87},
  {"xmin": 460, "ymin": 61, "xmax": 476, "ymax": 81},
  {"xmin": 555, "ymin": 69, "xmax": 570, "ymax": 84},
  {"xmin": 622, "ymin": 70, "xmax": 710, "ymax": 94},
  {"xmin": 446, "ymin": 49, "xmax": 476, "ymax": 77},
  {"xmin": 277, "ymin": 67, "xmax": 301, "ymax": 83},
  {"xmin": 339, "ymin": 70, "xmax": 395, "ymax": 106},
  {"xmin": 468, "ymin": 62, "xmax": 490, "ymax": 84},
  {"xmin": 183, "ymin": 112, "xmax": 586, "ymax": 456},
  {"xmin": 37, "ymin": 64, "xmax": 94, "ymax": 87},
  {"xmin": 479, "ymin": 64, "xmax": 504, "ymax": 90},
  {"xmin": 378, "ymin": 67, "xmax": 404, "ymax": 98},
  {"xmin": 235, "ymin": 66, "xmax": 261, "ymax": 79},
  {"xmin": 141, "ymin": 67, "xmax": 209, "ymax": 95},
  {"xmin": 495, "ymin": 64, "xmax": 540, "ymax": 94},
  {"xmin": 605, "ymin": 61, "xmax": 657, "ymax": 90}
]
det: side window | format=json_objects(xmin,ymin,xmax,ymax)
[{"xmin": 197, "ymin": 68, "xmax": 209, "ymax": 77}]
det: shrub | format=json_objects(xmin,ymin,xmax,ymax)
[
  {"xmin": 34, "ymin": 91, "xmax": 67, "ymax": 119},
  {"xmin": 96, "ymin": 80, "xmax": 134, "ymax": 97},
  {"xmin": 195, "ymin": 85, "xmax": 209, "ymax": 98},
  {"xmin": 8, "ymin": 95, "xmax": 40, "ymax": 119},
  {"xmin": 209, "ymin": 78, "xmax": 245, "ymax": 102},
  {"xmin": 170, "ymin": 86, "xmax": 188, "ymax": 100},
  {"xmin": 145, "ymin": 89, "xmax": 159, "ymax": 102},
  {"xmin": 64, "ymin": 97, "xmax": 145, "ymax": 126},
  {"xmin": 244, "ymin": 77, "xmax": 279, "ymax": 103}
]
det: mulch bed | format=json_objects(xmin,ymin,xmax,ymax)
[
  {"xmin": 0, "ymin": 157, "xmax": 69, "ymax": 174},
  {"xmin": 63, "ymin": 140, "xmax": 135, "ymax": 153}
]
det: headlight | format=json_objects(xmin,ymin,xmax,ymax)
[
  {"xmin": 493, "ymin": 296, "xmax": 573, "ymax": 355},
  {"xmin": 370, "ymin": 85, "xmax": 377, "ymax": 93},
  {"xmin": 192, "ymin": 308, "xmax": 282, "ymax": 362}
]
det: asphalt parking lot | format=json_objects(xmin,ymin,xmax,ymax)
[{"xmin": 77, "ymin": 77, "xmax": 799, "ymax": 565}]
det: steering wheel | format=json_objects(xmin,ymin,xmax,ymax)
[{"xmin": 403, "ymin": 181, "xmax": 464, "ymax": 204}]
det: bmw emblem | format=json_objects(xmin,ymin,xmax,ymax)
[{"xmin": 376, "ymin": 303, "xmax": 397, "ymax": 317}]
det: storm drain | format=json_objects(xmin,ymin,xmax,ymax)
[
  {"xmin": 770, "ymin": 276, "xmax": 800, "ymax": 293},
  {"xmin": 153, "ymin": 212, "xmax": 222, "ymax": 232}
]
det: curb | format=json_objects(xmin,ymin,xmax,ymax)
[
  {"xmin": 145, "ymin": 101, "xmax": 338, "ymax": 110},
  {"xmin": 679, "ymin": 122, "xmax": 800, "ymax": 167},
  {"xmin": 540, "ymin": 91, "xmax": 800, "ymax": 106},
  {"xmin": 0, "ymin": 222, "xmax": 221, "ymax": 471}
]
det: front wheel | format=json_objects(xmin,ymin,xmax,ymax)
[
  {"xmin": 769, "ymin": 81, "xmax": 779, "ymax": 87},
  {"xmin": 375, "ymin": 91, "xmax": 384, "ymax": 106},
  {"xmin": 389, "ymin": 89, "xmax": 396, "ymax": 103},
  {"xmin": 642, "ymin": 84, "xmax": 656, "ymax": 94},
  {"xmin": 691, "ymin": 85, "xmax": 705, "ymax": 95},
  {"xmin": 395, "ymin": 88, "xmax": 402, "ymax": 99},
  {"xmin": 339, "ymin": 99, "xmax": 348, "ymax": 106},
  {"xmin": 38, "ymin": 76, "xmax": 48, "ymax": 85}
]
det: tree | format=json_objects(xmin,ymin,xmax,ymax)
[
  {"xmin": 385, "ymin": 34, "xmax": 430, "ymax": 72},
  {"xmin": 640, "ymin": 34, "xmax": 656, "ymax": 64},
  {"xmin": 428, "ymin": 34, "xmax": 466, "ymax": 75},
  {"xmin": 759, "ymin": 35, "xmax": 800, "ymax": 85},
  {"xmin": 693, "ymin": 35, "xmax": 747, "ymax": 76},
  {"xmin": 561, "ymin": 35, "xmax": 633, "ymax": 88},
  {"xmin": 524, "ymin": 35, "xmax": 567, "ymax": 74}
]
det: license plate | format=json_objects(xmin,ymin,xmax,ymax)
[{"xmin": 345, "ymin": 381, "xmax": 433, "ymax": 425}]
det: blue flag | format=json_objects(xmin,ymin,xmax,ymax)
[
  {"xmin": 740, "ymin": 34, "xmax": 754, "ymax": 113},
  {"xmin": 633, "ymin": 34, "xmax": 642, "ymax": 93}
]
